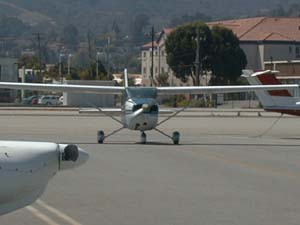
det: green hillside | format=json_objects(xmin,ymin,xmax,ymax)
[{"xmin": 0, "ymin": 0, "xmax": 297, "ymax": 34}]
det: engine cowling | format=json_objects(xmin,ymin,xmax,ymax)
[{"xmin": 58, "ymin": 144, "xmax": 89, "ymax": 170}]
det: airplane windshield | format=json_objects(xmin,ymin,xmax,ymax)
[{"xmin": 126, "ymin": 87, "xmax": 157, "ymax": 99}]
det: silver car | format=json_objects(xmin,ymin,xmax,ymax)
[{"xmin": 38, "ymin": 95, "xmax": 61, "ymax": 105}]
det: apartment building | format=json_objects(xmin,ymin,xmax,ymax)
[{"xmin": 142, "ymin": 17, "xmax": 300, "ymax": 85}]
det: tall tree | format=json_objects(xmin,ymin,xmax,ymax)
[
  {"xmin": 165, "ymin": 22, "xmax": 212, "ymax": 85},
  {"xmin": 210, "ymin": 26, "xmax": 247, "ymax": 84}
]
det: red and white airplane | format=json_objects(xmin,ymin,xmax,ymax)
[{"xmin": 243, "ymin": 70, "xmax": 300, "ymax": 116}]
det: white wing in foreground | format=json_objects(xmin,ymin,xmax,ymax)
[
  {"xmin": 0, "ymin": 82, "xmax": 124, "ymax": 94},
  {"xmin": 157, "ymin": 84, "xmax": 299, "ymax": 95}
]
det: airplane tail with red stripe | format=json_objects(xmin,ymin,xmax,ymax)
[{"xmin": 242, "ymin": 70, "xmax": 300, "ymax": 115}]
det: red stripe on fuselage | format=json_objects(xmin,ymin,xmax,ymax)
[{"xmin": 257, "ymin": 74, "xmax": 291, "ymax": 97}]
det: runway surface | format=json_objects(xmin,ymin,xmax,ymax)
[{"xmin": 1, "ymin": 109, "xmax": 300, "ymax": 225}]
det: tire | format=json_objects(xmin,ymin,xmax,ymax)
[
  {"xmin": 97, "ymin": 130, "xmax": 105, "ymax": 144},
  {"xmin": 172, "ymin": 131, "xmax": 180, "ymax": 145}
]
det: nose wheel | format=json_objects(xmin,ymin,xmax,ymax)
[{"xmin": 141, "ymin": 131, "xmax": 147, "ymax": 144}]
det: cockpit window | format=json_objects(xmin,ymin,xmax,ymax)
[{"xmin": 126, "ymin": 87, "xmax": 157, "ymax": 99}]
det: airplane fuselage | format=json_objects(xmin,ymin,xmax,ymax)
[
  {"xmin": 0, "ymin": 141, "xmax": 88, "ymax": 215},
  {"xmin": 122, "ymin": 98, "xmax": 159, "ymax": 131},
  {"xmin": 122, "ymin": 87, "xmax": 159, "ymax": 131}
]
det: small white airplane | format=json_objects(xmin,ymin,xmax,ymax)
[
  {"xmin": 243, "ymin": 70, "xmax": 300, "ymax": 116},
  {"xmin": 0, "ymin": 69, "xmax": 298, "ymax": 144},
  {"xmin": 0, "ymin": 141, "xmax": 88, "ymax": 215}
]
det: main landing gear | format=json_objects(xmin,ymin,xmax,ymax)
[
  {"xmin": 97, "ymin": 130, "xmax": 105, "ymax": 144},
  {"xmin": 97, "ymin": 127, "xmax": 124, "ymax": 144},
  {"xmin": 97, "ymin": 129, "xmax": 180, "ymax": 145},
  {"xmin": 138, "ymin": 129, "xmax": 181, "ymax": 144}
]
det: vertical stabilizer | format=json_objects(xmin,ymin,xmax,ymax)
[
  {"xmin": 124, "ymin": 68, "xmax": 129, "ymax": 87},
  {"xmin": 242, "ymin": 70, "xmax": 293, "ymax": 108}
]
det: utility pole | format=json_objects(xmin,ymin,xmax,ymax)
[
  {"xmin": 87, "ymin": 31, "xmax": 92, "ymax": 60},
  {"xmin": 107, "ymin": 37, "xmax": 111, "ymax": 79},
  {"xmin": 96, "ymin": 52, "xmax": 100, "ymax": 80},
  {"xmin": 151, "ymin": 26, "xmax": 154, "ymax": 87},
  {"xmin": 33, "ymin": 33, "xmax": 43, "ymax": 81},
  {"xmin": 194, "ymin": 27, "xmax": 200, "ymax": 86},
  {"xmin": 67, "ymin": 54, "xmax": 72, "ymax": 77},
  {"xmin": 59, "ymin": 53, "xmax": 64, "ymax": 84}
]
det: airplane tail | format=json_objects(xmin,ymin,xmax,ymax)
[
  {"xmin": 124, "ymin": 68, "xmax": 128, "ymax": 87},
  {"xmin": 242, "ymin": 70, "xmax": 299, "ymax": 112}
]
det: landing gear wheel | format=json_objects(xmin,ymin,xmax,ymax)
[
  {"xmin": 141, "ymin": 132, "xmax": 147, "ymax": 144},
  {"xmin": 97, "ymin": 130, "xmax": 105, "ymax": 144},
  {"xmin": 172, "ymin": 131, "xmax": 180, "ymax": 145}
]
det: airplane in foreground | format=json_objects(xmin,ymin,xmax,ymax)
[
  {"xmin": 0, "ymin": 69, "xmax": 298, "ymax": 144},
  {"xmin": 0, "ymin": 141, "xmax": 88, "ymax": 215},
  {"xmin": 243, "ymin": 70, "xmax": 300, "ymax": 116}
]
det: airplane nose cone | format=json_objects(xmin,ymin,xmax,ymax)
[{"xmin": 58, "ymin": 144, "xmax": 89, "ymax": 170}]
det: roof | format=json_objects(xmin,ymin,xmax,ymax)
[
  {"xmin": 208, "ymin": 17, "xmax": 300, "ymax": 42},
  {"xmin": 142, "ymin": 41, "xmax": 158, "ymax": 50}
]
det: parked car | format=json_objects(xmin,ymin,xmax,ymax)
[
  {"xmin": 22, "ymin": 95, "xmax": 38, "ymax": 105},
  {"xmin": 38, "ymin": 95, "xmax": 61, "ymax": 105},
  {"xmin": 59, "ymin": 96, "xmax": 64, "ymax": 105}
]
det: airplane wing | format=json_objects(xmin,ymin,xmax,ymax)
[
  {"xmin": 156, "ymin": 84, "xmax": 299, "ymax": 95},
  {"xmin": 0, "ymin": 82, "xmax": 125, "ymax": 94}
]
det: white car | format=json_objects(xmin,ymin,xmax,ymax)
[{"xmin": 38, "ymin": 95, "xmax": 61, "ymax": 105}]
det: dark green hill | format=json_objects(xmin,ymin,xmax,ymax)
[{"xmin": 0, "ymin": 0, "xmax": 298, "ymax": 34}]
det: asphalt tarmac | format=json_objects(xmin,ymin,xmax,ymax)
[{"xmin": 1, "ymin": 109, "xmax": 300, "ymax": 225}]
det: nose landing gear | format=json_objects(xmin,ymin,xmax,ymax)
[{"xmin": 141, "ymin": 132, "xmax": 147, "ymax": 144}]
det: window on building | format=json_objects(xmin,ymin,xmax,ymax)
[
  {"xmin": 143, "ymin": 67, "xmax": 146, "ymax": 75},
  {"xmin": 143, "ymin": 51, "xmax": 147, "ymax": 58},
  {"xmin": 0, "ymin": 65, "xmax": 2, "ymax": 80},
  {"xmin": 289, "ymin": 46, "xmax": 292, "ymax": 54},
  {"xmin": 296, "ymin": 47, "xmax": 300, "ymax": 58}
]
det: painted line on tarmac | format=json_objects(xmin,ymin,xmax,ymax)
[
  {"xmin": 26, "ymin": 205, "xmax": 61, "ymax": 225},
  {"xmin": 36, "ymin": 200, "xmax": 83, "ymax": 225}
]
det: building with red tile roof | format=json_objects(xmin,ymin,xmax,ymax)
[
  {"xmin": 141, "ymin": 17, "xmax": 300, "ymax": 85},
  {"xmin": 208, "ymin": 17, "xmax": 300, "ymax": 42}
]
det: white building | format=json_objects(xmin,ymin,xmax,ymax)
[{"xmin": 141, "ymin": 17, "xmax": 300, "ymax": 85}]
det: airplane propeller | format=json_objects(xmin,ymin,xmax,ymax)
[
  {"xmin": 132, "ymin": 103, "xmax": 153, "ymax": 117},
  {"xmin": 63, "ymin": 144, "xmax": 79, "ymax": 162}
]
